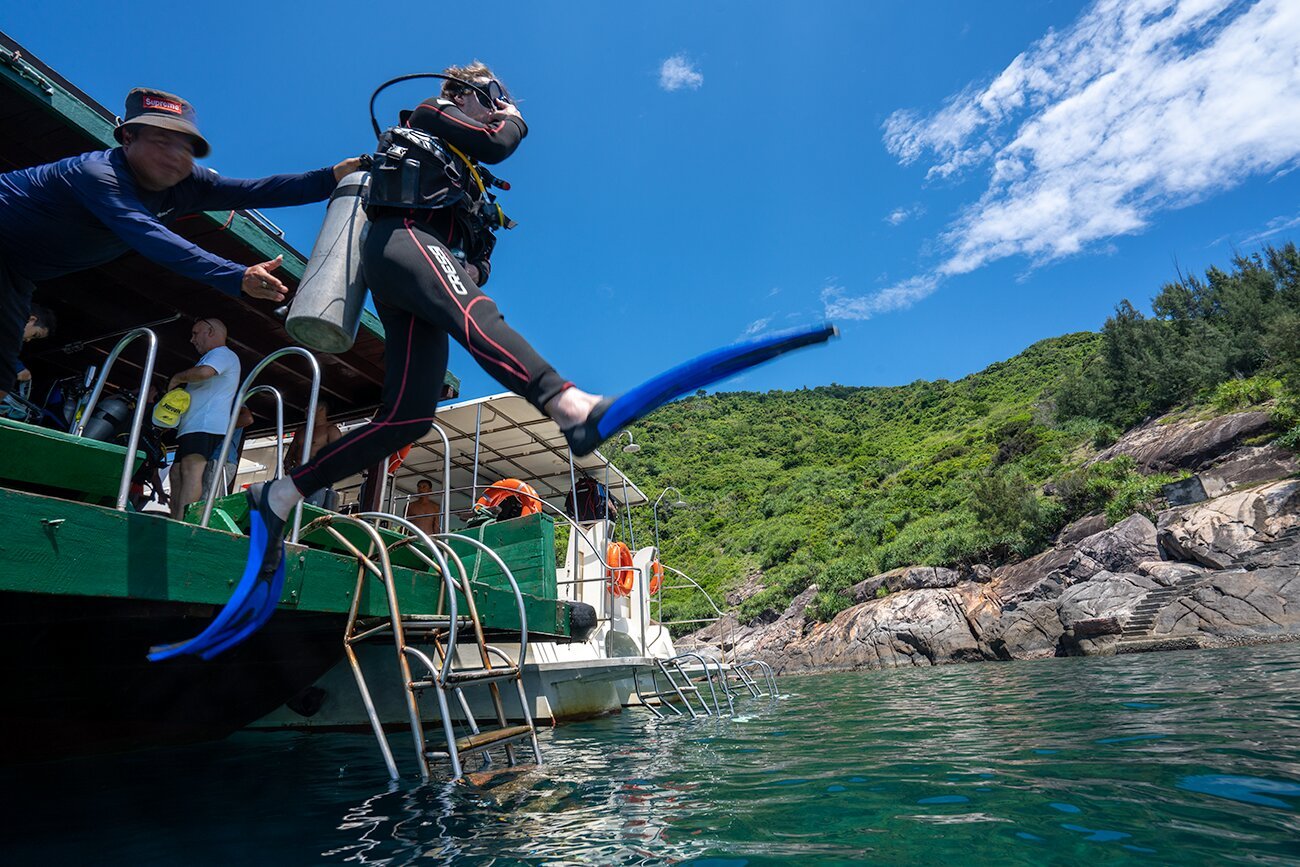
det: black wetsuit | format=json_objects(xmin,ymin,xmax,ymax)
[{"xmin": 289, "ymin": 99, "xmax": 570, "ymax": 497}]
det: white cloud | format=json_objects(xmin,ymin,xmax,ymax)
[
  {"xmin": 659, "ymin": 55, "xmax": 703, "ymax": 91},
  {"xmin": 742, "ymin": 316, "xmax": 773, "ymax": 337},
  {"xmin": 821, "ymin": 276, "xmax": 940, "ymax": 321},
  {"xmin": 837, "ymin": 0, "xmax": 1300, "ymax": 318},
  {"xmin": 885, "ymin": 204, "xmax": 926, "ymax": 226},
  {"xmin": 1240, "ymin": 212, "xmax": 1300, "ymax": 246}
]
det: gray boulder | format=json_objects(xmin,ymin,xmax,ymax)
[
  {"xmin": 791, "ymin": 588, "xmax": 984, "ymax": 671},
  {"xmin": 1058, "ymin": 571, "xmax": 1158, "ymax": 627},
  {"xmin": 1093, "ymin": 411, "xmax": 1273, "ymax": 472},
  {"xmin": 990, "ymin": 547, "xmax": 1104, "ymax": 605},
  {"xmin": 721, "ymin": 585, "xmax": 820, "ymax": 673},
  {"xmin": 1075, "ymin": 514, "xmax": 1159, "ymax": 573},
  {"xmin": 986, "ymin": 600, "xmax": 1064, "ymax": 660},
  {"xmin": 1151, "ymin": 569, "xmax": 1300, "ymax": 642},
  {"xmin": 1157, "ymin": 480, "xmax": 1300, "ymax": 569},
  {"xmin": 1136, "ymin": 559, "xmax": 1209, "ymax": 585},
  {"xmin": 1200, "ymin": 444, "xmax": 1299, "ymax": 498},
  {"xmin": 848, "ymin": 565, "xmax": 962, "ymax": 603},
  {"xmin": 1055, "ymin": 513, "xmax": 1108, "ymax": 546}
]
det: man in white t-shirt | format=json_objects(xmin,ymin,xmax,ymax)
[{"xmin": 168, "ymin": 317, "xmax": 240, "ymax": 519}]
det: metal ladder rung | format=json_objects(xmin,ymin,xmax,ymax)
[
  {"xmin": 408, "ymin": 668, "xmax": 520, "ymax": 691},
  {"xmin": 439, "ymin": 666, "xmax": 521, "ymax": 685},
  {"xmin": 446, "ymin": 725, "xmax": 535, "ymax": 754},
  {"xmin": 330, "ymin": 510, "xmax": 543, "ymax": 782}
]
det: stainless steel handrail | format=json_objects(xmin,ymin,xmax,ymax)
[
  {"xmin": 358, "ymin": 512, "xmax": 462, "ymax": 682},
  {"xmin": 428, "ymin": 422, "xmax": 451, "ymax": 535},
  {"xmin": 199, "ymin": 347, "xmax": 320, "ymax": 541},
  {"xmin": 243, "ymin": 385, "xmax": 286, "ymax": 479},
  {"xmin": 212, "ymin": 384, "xmax": 286, "ymax": 497},
  {"xmin": 73, "ymin": 327, "xmax": 157, "ymax": 511}
]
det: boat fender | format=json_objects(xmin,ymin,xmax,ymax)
[
  {"xmin": 605, "ymin": 541, "xmax": 635, "ymax": 597},
  {"xmin": 285, "ymin": 685, "xmax": 327, "ymax": 718},
  {"xmin": 568, "ymin": 601, "xmax": 598, "ymax": 641},
  {"xmin": 286, "ymin": 171, "xmax": 372, "ymax": 354}
]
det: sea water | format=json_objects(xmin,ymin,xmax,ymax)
[{"xmin": 7, "ymin": 643, "xmax": 1300, "ymax": 865}]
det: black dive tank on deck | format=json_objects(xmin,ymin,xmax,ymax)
[{"xmin": 80, "ymin": 393, "xmax": 136, "ymax": 443}]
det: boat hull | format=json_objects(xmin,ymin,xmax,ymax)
[
  {"xmin": 1, "ymin": 592, "xmax": 346, "ymax": 762},
  {"xmin": 249, "ymin": 644, "xmax": 654, "ymax": 730}
]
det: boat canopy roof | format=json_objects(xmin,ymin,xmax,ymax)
[{"xmin": 393, "ymin": 393, "xmax": 648, "ymax": 509}]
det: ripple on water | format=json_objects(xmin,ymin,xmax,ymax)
[
  {"xmin": 1177, "ymin": 774, "xmax": 1300, "ymax": 809},
  {"xmin": 5, "ymin": 645, "xmax": 1300, "ymax": 865}
]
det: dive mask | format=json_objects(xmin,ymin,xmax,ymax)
[{"xmin": 472, "ymin": 79, "xmax": 512, "ymax": 109}]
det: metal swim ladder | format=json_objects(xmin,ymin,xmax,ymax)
[{"xmin": 300, "ymin": 510, "xmax": 542, "ymax": 782}]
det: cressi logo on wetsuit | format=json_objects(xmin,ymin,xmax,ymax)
[{"xmin": 429, "ymin": 245, "xmax": 468, "ymax": 295}]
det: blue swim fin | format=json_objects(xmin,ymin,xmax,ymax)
[
  {"xmin": 147, "ymin": 495, "xmax": 287, "ymax": 662},
  {"xmin": 565, "ymin": 323, "xmax": 838, "ymax": 456}
]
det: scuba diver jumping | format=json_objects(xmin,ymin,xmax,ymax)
[
  {"xmin": 249, "ymin": 63, "xmax": 608, "ymax": 578},
  {"xmin": 151, "ymin": 62, "xmax": 836, "ymax": 661}
]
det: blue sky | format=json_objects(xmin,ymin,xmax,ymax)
[{"xmin": 6, "ymin": 0, "xmax": 1300, "ymax": 401}]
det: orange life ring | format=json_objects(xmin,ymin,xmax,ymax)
[
  {"xmin": 474, "ymin": 478, "xmax": 542, "ymax": 516},
  {"xmin": 606, "ymin": 541, "xmax": 635, "ymax": 596},
  {"xmin": 649, "ymin": 559, "xmax": 664, "ymax": 595},
  {"xmin": 387, "ymin": 445, "xmax": 413, "ymax": 475}
]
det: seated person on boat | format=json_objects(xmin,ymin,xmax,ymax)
[{"xmin": 0, "ymin": 86, "xmax": 362, "ymax": 402}]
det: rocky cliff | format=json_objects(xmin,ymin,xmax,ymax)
[{"xmin": 680, "ymin": 411, "xmax": 1300, "ymax": 674}]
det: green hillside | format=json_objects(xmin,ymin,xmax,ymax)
[{"xmin": 615, "ymin": 244, "xmax": 1300, "ymax": 630}]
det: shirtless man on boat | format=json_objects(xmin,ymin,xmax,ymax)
[
  {"xmin": 0, "ymin": 86, "xmax": 362, "ymax": 402},
  {"xmin": 405, "ymin": 478, "xmax": 441, "ymax": 535}
]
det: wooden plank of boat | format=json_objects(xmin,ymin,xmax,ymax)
[
  {"xmin": 0, "ymin": 416, "xmax": 144, "ymax": 505},
  {"xmin": 0, "ymin": 486, "xmax": 572, "ymax": 638},
  {"xmin": 188, "ymin": 494, "xmax": 560, "ymax": 601}
]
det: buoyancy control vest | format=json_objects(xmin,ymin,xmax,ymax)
[{"xmin": 366, "ymin": 105, "xmax": 516, "ymax": 259}]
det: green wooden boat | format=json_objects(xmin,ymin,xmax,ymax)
[{"xmin": 0, "ymin": 33, "xmax": 581, "ymax": 762}]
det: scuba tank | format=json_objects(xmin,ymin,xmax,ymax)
[
  {"xmin": 285, "ymin": 170, "xmax": 371, "ymax": 354},
  {"xmin": 81, "ymin": 393, "xmax": 136, "ymax": 443}
]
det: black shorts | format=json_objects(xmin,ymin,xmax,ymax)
[
  {"xmin": 0, "ymin": 257, "xmax": 35, "ymax": 394},
  {"xmin": 177, "ymin": 432, "xmax": 225, "ymax": 459}
]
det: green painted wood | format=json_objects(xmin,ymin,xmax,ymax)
[
  {"xmin": 447, "ymin": 514, "xmax": 558, "ymax": 600},
  {"xmin": 184, "ymin": 496, "xmax": 559, "ymax": 599},
  {"xmin": 0, "ymin": 487, "xmax": 570, "ymax": 637},
  {"xmin": 0, "ymin": 417, "xmax": 144, "ymax": 505},
  {"xmin": 185, "ymin": 494, "xmax": 436, "ymax": 572}
]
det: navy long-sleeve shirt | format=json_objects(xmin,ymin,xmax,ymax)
[{"xmin": 0, "ymin": 148, "xmax": 336, "ymax": 297}]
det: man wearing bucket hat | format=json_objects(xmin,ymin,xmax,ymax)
[{"xmin": 0, "ymin": 86, "xmax": 363, "ymax": 402}]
